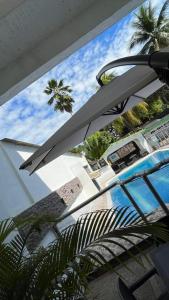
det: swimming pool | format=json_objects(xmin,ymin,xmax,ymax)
[{"xmin": 109, "ymin": 149, "xmax": 169, "ymax": 214}]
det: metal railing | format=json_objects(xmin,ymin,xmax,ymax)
[
  {"xmin": 144, "ymin": 122, "xmax": 169, "ymax": 149},
  {"xmin": 56, "ymin": 158, "xmax": 169, "ymax": 228}
]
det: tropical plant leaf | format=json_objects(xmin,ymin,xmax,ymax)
[
  {"xmin": 157, "ymin": 0, "xmax": 169, "ymax": 28},
  {"xmin": 44, "ymin": 79, "xmax": 74, "ymax": 114},
  {"xmin": 129, "ymin": 0, "xmax": 169, "ymax": 53},
  {"xmin": 0, "ymin": 208, "xmax": 169, "ymax": 299}
]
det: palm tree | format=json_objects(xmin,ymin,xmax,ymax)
[
  {"xmin": 129, "ymin": 1, "xmax": 169, "ymax": 54},
  {"xmin": 0, "ymin": 208, "xmax": 168, "ymax": 299},
  {"xmin": 44, "ymin": 79, "xmax": 74, "ymax": 114},
  {"xmin": 84, "ymin": 131, "xmax": 114, "ymax": 161}
]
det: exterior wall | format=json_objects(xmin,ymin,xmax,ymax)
[
  {"xmin": 16, "ymin": 192, "xmax": 67, "ymax": 252},
  {"xmin": 135, "ymin": 134, "xmax": 153, "ymax": 154},
  {"xmin": 58, "ymin": 163, "xmax": 101, "ymax": 231},
  {"xmin": 57, "ymin": 177, "xmax": 83, "ymax": 206},
  {"xmin": 144, "ymin": 121, "xmax": 169, "ymax": 149},
  {"xmin": 96, "ymin": 165, "xmax": 115, "ymax": 189},
  {"xmin": 0, "ymin": 145, "xmax": 34, "ymax": 219},
  {"xmin": 94, "ymin": 132, "xmax": 153, "ymax": 190},
  {"xmin": 69, "ymin": 161, "xmax": 98, "ymax": 200},
  {"xmin": 102, "ymin": 131, "xmax": 153, "ymax": 164},
  {"xmin": 0, "ymin": 140, "xmax": 97, "ymax": 220}
]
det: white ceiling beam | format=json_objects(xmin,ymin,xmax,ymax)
[{"xmin": 0, "ymin": 0, "xmax": 143, "ymax": 105}]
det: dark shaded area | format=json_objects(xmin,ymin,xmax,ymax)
[{"xmin": 88, "ymin": 215, "xmax": 169, "ymax": 282}]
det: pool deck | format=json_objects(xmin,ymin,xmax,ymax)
[{"xmin": 160, "ymin": 144, "xmax": 169, "ymax": 150}]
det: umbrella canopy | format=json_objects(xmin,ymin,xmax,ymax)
[{"xmin": 20, "ymin": 64, "xmax": 163, "ymax": 173}]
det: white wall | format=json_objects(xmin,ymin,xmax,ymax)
[
  {"xmin": 0, "ymin": 145, "xmax": 34, "ymax": 218},
  {"xmin": 0, "ymin": 140, "xmax": 97, "ymax": 219},
  {"xmin": 102, "ymin": 131, "xmax": 153, "ymax": 163},
  {"xmin": 96, "ymin": 165, "xmax": 115, "ymax": 189}
]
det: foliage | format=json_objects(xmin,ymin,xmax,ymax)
[
  {"xmin": 132, "ymin": 101, "xmax": 150, "ymax": 121},
  {"xmin": 70, "ymin": 145, "xmax": 84, "ymax": 154},
  {"xmin": 150, "ymin": 86, "xmax": 169, "ymax": 106},
  {"xmin": 0, "ymin": 208, "xmax": 169, "ymax": 299},
  {"xmin": 84, "ymin": 131, "xmax": 114, "ymax": 160},
  {"xmin": 70, "ymin": 131, "xmax": 114, "ymax": 158},
  {"xmin": 129, "ymin": 0, "xmax": 169, "ymax": 54},
  {"xmin": 100, "ymin": 73, "xmax": 115, "ymax": 85},
  {"xmin": 100, "ymin": 74, "xmax": 142, "ymax": 136},
  {"xmin": 112, "ymin": 116, "xmax": 126, "ymax": 136},
  {"xmin": 123, "ymin": 110, "xmax": 141, "ymax": 129},
  {"xmin": 70, "ymin": 131, "xmax": 114, "ymax": 159},
  {"xmin": 148, "ymin": 97, "xmax": 165, "ymax": 116},
  {"xmin": 106, "ymin": 94, "xmax": 166, "ymax": 139},
  {"xmin": 44, "ymin": 79, "xmax": 74, "ymax": 114},
  {"xmin": 95, "ymin": 2, "xmax": 169, "ymax": 141}
]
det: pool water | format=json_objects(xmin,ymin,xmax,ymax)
[{"xmin": 110, "ymin": 150, "xmax": 169, "ymax": 214}]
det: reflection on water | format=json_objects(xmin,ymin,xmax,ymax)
[{"xmin": 110, "ymin": 150, "xmax": 169, "ymax": 213}]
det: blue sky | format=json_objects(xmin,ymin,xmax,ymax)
[{"xmin": 0, "ymin": 0, "xmax": 165, "ymax": 145}]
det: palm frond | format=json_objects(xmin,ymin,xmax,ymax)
[
  {"xmin": 38, "ymin": 209, "xmax": 168, "ymax": 298},
  {"xmin": 48, "ymin": 79, "xmax": 57, "ymax": 89},
  {"xmin": 157, "ymin": 0, "xmax": 169, "ymax": 28},
  {"xmin": 148, "ymin": 1, "xmax": 156, "ymax": 22},
  {"xmin": 47, "ymin": 96, "xmax": 55, "ymax": 105},
  {"xmin": 60, "ymin": 86, "xmax": 72, "ymax": 93},
  {"xmin": 139, "ymin": 39, "xmax": 154, "ymax": 54},
  {"xmin": 129, "ymin": 0, "xmax": 169, "ymax": 53},
  {"xmin": 158, "ymin": 32, "xmax": 169, "ymax": 47},
  {"xmin": 44, "ymin": 87, "xmax": 52, "ymax": 95},
  {"xmin": 0, "ymin": 219, "xmax": 15, "ymax": 244},
  {"xmin": 44, "ymin": 78, "xmax": 74, "ymax": 114},
  {"xmin": 129, "ymin": 32, "xmax": 150, "ymax": 50},
  {"xmin": 136, "ymin": 4, "xmax": 155, "ymax": 32},
  {"xmin": 0, "ymin": 208, "xmax": 169, "ymax": 299},
  {"xmin": 58, "ymin": 79, "xmax": 64, "ymax": 87},
  {"xmin": 161, "ymin": 21, "xmax": 169, "ymax": 31}
]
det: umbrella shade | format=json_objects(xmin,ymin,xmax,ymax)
[{"xmin": 20, "ymin": 65, "xmax": 163, "ymax": 173}]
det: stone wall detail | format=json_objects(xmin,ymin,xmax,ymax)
[
  {"xmin": 16, "ymin": 192, "xmax": 66, "ymax": 252},
  {"xmin": 15, "ymin": 177, "xmax": 82, "ymax": 251},
  {"xmin": 56, "ymin": 177, "xmax": 83, "ymax": 206}
]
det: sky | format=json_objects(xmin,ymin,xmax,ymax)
[{"xmin": 0, "ymin": 0, "xmax": 166, "ymax": 145}]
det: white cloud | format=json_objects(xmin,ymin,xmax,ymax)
[{"xmin": 0, "ymin": 0, "xmax": 166, "ymax": 145}]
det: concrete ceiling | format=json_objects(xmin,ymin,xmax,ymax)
[{"xmin": 0, "ymin": 0, "xmax": 143, "ymax": 105}]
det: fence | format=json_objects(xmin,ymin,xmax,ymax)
[
  {"xmin": 144, "ymin": 122, "xmax": 169, "ymax": 149},
  {"xmin": 56, "ymin": 158, "xmax": 169, "ymax": 231}
]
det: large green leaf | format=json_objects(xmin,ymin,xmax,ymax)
[{"xmin": 0, "ymin": 208, "xmax": 169, "ymax": 299}]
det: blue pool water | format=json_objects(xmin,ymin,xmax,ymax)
[{"xmin": 110, "ymin": 150, "xmax": 169, "ymax": 214}]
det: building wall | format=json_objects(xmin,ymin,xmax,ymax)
[
  {"xmin": 102, "ymin": 131, "xmax": 153, "ymax": 164},
  {"xmin": 0, "ymin": 140, "xmax": 97, "ymax": 220},
  {"xmin": 96, "ymin": 165, "xmax": 115, "ymax": 189},
  {"xmin": 16, "ymin": 191, "xmax": 67, "ymax": 252},
  {"xmin": 94, "ymin": 132, "xmax": 153, "ymax": 191}
]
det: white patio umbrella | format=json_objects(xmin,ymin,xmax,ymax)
[{"xmin": 20, "ymin": 51, "xmax": 169, "ymax": 174}]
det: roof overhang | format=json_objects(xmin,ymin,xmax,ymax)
[{"xmin": 0, "ymin": 0, "xmax": 143, "ymax": 106}]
